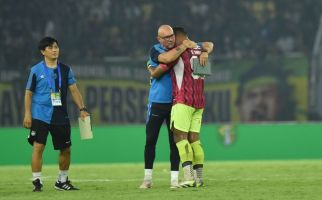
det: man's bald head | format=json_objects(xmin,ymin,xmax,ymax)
[
  {"xmin": 157, "ymin": 25, "xmax": 175, "ymax": 49},
  {"xmin": 158, "ymin": 25, "xmax": 173, "ymax": 37}
]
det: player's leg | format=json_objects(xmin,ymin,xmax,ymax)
[
  {"xmin": 188, "ymin": 133, "xmax": 204, "ymax": 187},
  {"xmin": 28, "ymin": 119, "xmax": 49, "ymax": 192},
  {"xmin": 171, "ymin": 104, "xmax": 195, "ymax": 187},
  {"xmin": 50, "ymin": 124, "xmax": 78, "ymax": 190},
  {"xmin": 140, "ymin": 103, "xmax": 165, "ymax": 188},
  {"xmin": 58, "ymin": 147, "xmax": 70, "ymax": 181},
  {"xmin": 31, "ymin": 142, "xmax": 45, "ymax": 192},
  {"xmin": 166, "ymin": 112, "xmax": 180, "ymax": 188},
  {"xmin": 188, "ymin": 108, "xmax": 205, "ymax": 187}
]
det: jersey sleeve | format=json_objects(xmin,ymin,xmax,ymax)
[
  {"xmin": 67, "ymin": 67, "xmax": 76, "ymax": 85},
  {"xmin": 148, "ymin": 58, "xmax": 158, "ymax": 68},
  {"xmin": 149, "ymin": 46, "xmax": 161, "ymax": 65},
  {"xmin": 25, "ymin": 70, "xmax": 36, "ymax": 92},
  {"xmin": 147, "ymin": 59, "xmax": 157, "ymax": 68}
]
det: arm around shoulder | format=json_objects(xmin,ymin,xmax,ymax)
[{"xmin": 158, "ymin": 43, "xmax": 188, "ymax": 63}]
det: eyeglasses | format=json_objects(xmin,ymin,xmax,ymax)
[{"xmin": 159, "ymin": 34, "xmax": 174, "ymax": 40}]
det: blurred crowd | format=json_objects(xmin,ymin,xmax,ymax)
[{"xmin": 0, "ymin": 0, "xmax": 321, "ymax": 69}]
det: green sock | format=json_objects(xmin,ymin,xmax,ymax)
[
  {"xmin": 191, "ymin": 140, "xmax": 204, "ymax": 181},
  {"xmin": 176, "ymin": 140, "xmax": 193, "ymax": 164},
  {"xmin": 191, "ymin": 140, "xmax": 205, "ymax": 166}
]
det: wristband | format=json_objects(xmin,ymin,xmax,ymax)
[
  {"xmin": 80, "ymin": 107, "xmax": 87, "ymax": 112},
  {"xmin": 159, "ymin": 63, "xmax": 170, "ymax": 71}
]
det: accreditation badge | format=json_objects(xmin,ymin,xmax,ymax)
[{"xmin": 51, "ymin": 92, "xmax": 62, "ymax": 106}]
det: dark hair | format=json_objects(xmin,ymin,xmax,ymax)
[
  {"xmin": 173, "ymin": 27, "xmax": 187, "ymax": 36},
  {"xmin": 38, "ymin": 37, "xmax": 59, "ymax": 51}
]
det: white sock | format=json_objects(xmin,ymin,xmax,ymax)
[
  {"xmin": 32, "ymin": 172, "xmax": 41, "ymax": 182},
  {"xmin": 170, "ymin": 171, "xmax": 179, "ymax": 184},
  {"xmin": 144, "ymin": 169, "xmax": 152, "ymax": 181},
  {"xmin": 183, "ymin": 165, "xmax": 194, "ymax": 181},
  {"xmin": 195, "ymin": 167, "xmax": 203, "ymax": 181},
  {"xmin": 58, "ymin": 170, "xmax": 68, "ymax": 182}
]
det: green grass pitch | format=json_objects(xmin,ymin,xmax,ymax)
[{"xmin": 1, "ymin": 160, "xmax": 322, "ymax": 200}]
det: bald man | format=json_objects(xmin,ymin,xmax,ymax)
[
  {"xmin": 147, "ymin": 27, "xmax": 214, "ymax": 188},
  {"xmin": 140, "ymin": 25, "xmax": 196, "ymax": 189}
]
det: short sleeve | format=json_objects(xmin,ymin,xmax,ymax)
[
  {"xmin": 148, "ymin": 58, "xmax": 158, "ymax": 68},
  {"xmin": 67, "ymin": 68, "xmax": 76, "ymax": 85},
  {"xmin": 149, "ymin": 47, "xmax": 161, "ymax": 64},
  {"xmin": 26, "ymin": 70, "xmax": 36, "ymax": 91}
]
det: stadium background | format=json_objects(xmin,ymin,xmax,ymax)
[{"xmin": 1, "ymin": 0, "xmax": 322, "ymax": 165}]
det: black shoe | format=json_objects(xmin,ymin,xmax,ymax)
[
  {"xmin": 32, "ymin": 179, "xmax": 43, "ymax": 192},
  {"xmin": 54, "ymin": 177, "xmax": 79, "ymax": 191}
]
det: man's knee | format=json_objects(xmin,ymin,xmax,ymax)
[
  {"xmin": 60, "ymin": 147, "xmax": 71, "ymax": 156},
  {"xmin": 188, "ymin": 132, "xmax": 199, "ymax": 143},
  {"xmin": 173, "ymin": 128, "xmax": 188, "ymax": 143},
  {"xmin": 33, "ymin": 142, "xmax": 45, "ymax": 154},
  {"xmin": 146, "ymin": 134, "xmax": 158, "ymax": 145}
]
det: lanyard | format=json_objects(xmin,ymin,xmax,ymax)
[{"xmin": 43, "ymin": 62, "xmax": 61, "ymax": 92}]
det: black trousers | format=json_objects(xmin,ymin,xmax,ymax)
[{"xmin": 144, "ymin": 102, "xmax": 180, "ymax": 171}]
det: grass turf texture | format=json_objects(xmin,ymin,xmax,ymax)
[{"xmin": 0, "ymin": 160, "xmax": 322, "ymax": 200}]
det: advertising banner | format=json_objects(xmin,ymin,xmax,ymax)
[{"xmin": 0, "ymin": 56, "xmax": 309, "ymax": 126}]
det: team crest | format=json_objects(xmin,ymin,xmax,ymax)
[
  {"xmin": 31, "ymin": 131, "xmax": 36, "ymax": 136},
  {"xmin": 218, "ymin": 124, "xmax": 236, "ymax": 146}
]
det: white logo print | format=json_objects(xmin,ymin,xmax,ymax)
[
  {"xmin": 40, "ymin": 75, "xmax": 45, "ymax": 79},
  {"xmin": 31, "ymin": 131, "xmax": 36, "ymax": 136}
]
